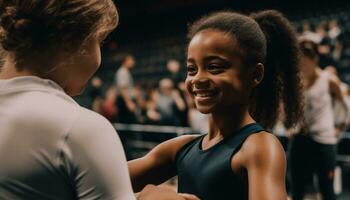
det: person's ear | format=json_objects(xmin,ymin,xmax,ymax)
[{"xmin": 251, "ymin": 63, "xmax": 264, "ymax": 87}]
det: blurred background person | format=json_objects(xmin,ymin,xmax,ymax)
[
  {"xmin": 101, "ymin": 85, "xmax": 118, "ymax": 122},
  {"xmin": 155, "ymin": 78, "xmax": 186, "ymax": 126},
  {"xmin": 166, "ymin": 59, "xmax": 185, "ymax": 90},
  {"xmin": 115, "ymin": 54, "xmax": 138, "ymax": 123},
  {"xmin": 300, "ymin": 21, "xmax": 320, "ymax": 43},
  {"xmin": 328, "ymin": 20, "xmax": 342, "ymax": 42},
  {"xmin": 88, "ymin": 76, "xmax": 104, "ymax": 113},
  {"xmin": 289, "ymin": 40, "xmax": 348, "ymax": 200}
]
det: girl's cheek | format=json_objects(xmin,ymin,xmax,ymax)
[{"xmin": 185, "ymin": 78, "xmax": 192, "ymax": 92}]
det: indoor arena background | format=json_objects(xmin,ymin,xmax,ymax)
[{"xmin": 74, "ymin": 1, "xmax": 350, "ymax": 199}]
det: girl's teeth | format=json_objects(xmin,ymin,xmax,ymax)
[{"xmin": 197, "ymin": 93, "xmax": 212, "ymax": 97}]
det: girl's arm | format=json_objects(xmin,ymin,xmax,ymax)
[
  {"xmin": 233, "ymin": 132, "xmax": 287, "ymax": 200},
  {"xmin": 128, "ymin": 135, "xmax": 198, "ymax": 192}
]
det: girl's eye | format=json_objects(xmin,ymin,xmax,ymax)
[
  {"xmin": 208, "ymin": 64, "xmax": 219, "ymax": 69},
  {"xmin": 186, "ymin": 65, "xmax": 197, "ymax": 75},
  {"xmin": 207, "ymin": 64, "xmax": 224, "ymax": 74}
]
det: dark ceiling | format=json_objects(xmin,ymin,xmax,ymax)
[
  {"xmin": 111, "ymin": 0, "xmax": 348, "ymax": 43},
  {"xmin": 115, "ymin": 0, "xmax": 346, "ymax": 17}
]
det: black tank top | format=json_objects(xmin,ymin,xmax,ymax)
[{"xmin": 176, "ymin": 123, "xmax": 265, "ymax": 200}]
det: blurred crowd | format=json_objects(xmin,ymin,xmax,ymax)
[
  {"xmin": 297, "ymin": 19, "xmax": 343, "ymax": 68},
  {"xmin": 87, "ymin": 56, "xmax": 209, "ymax": 134}
]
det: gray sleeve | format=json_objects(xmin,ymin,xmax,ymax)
[{"xmin": 66, "ymin": 108, "xmax": 135, "ymax": 200}]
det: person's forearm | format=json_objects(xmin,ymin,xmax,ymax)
[
  {"xmin": 128, "ymin": 158, "xmax": 176, "ymax": 192},
  {"xmin": 339, "ymin": 99, "xmax": 349, "ymax": 132},
  {"xmin": 174, "ymin": 96, "xmax": 186, "ymax": 111},
  {"xmin": 129, "ymin": 158, "xmax": 150, "ymax": 192}
]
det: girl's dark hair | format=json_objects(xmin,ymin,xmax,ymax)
[
  {"xmin": 188, "ymin": 10, "xmax": 303, "ymax": 128},
  {"xmin": 0, "ymin": 0, "xmax": 118, "ymax": 70},
  {"xmin": 299, "ymin": 40, "xmax": 319, "ymax": 61}
]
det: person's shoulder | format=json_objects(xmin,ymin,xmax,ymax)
[
  {"xmin": 66, "ymin": 107, "xmax": 121, "ymax": 149},
  {"xmin": 22, "ymin": 88, "xmax": 79, "ymax": 117},
  {"xmin": 322, "ymin": 70, "xmax": 337, "ymax": 82},
  {"xmin": 23, "ymin": 89, "xmax": 76, "ymax": 109},
  {"xmin": 71, "ymin": 107, "xmax": 116, "ymax": 136},
  {"xmin": 240, "ymin": 131, "xmax": 285, "ymax": 165},
  {"xmin": 166, "ymin": 135, "xmax": 200, "ymax": 148},
  {"xmin": 117, "ymin": 66, "xmax": 128, "ymax": 75},
  {"xmin": 242, "ymin": 131, "xmax": 282, "ymax": 154},
  {"xmin": 14, "ymin": 91, "xmax": 79, "ymax": 135},
  {"xmin": 77, "ymin": 106, "xmax": 109, "ymax": 122}
]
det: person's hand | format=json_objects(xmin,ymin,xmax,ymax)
[
  {"xmin": 335, "ymin": 127, "xmax": 345, "ymax": 139},
  {"xmin": 147, "ymin": 109, "xmax": 161, "ymax": 121},
  {"xmin": 178, "ymin": 82, "xmax": 186, "ymax": 92},
  {"xmin": 137, "ymin": 184, "xmax": 200, "ymax": 200},
  {"xmin": 171, "ymin": 90, "xmax": 181, "ymax": 98}
]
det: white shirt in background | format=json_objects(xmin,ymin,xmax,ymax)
[{"xmin": 304, "ymin": 72, "xmax": 337, "ymax": 144}]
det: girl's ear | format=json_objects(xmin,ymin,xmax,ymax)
[{"xmin": 251, "ymin": 63, "xmax": 264, "ymax": 87}]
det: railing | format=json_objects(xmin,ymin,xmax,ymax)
[
  {"xmin": 114, "ymin": 123, "xmax": 195, "ymax": 136},
  {"xmin": 114, "ymin": 123, "xmax": 350, "ymax": 164}
]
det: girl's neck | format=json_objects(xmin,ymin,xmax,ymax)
[{"xmin": 208, "ymin": 106, "xmax": 255, "ymax": 140}]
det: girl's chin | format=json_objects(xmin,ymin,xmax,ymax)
[{"xmin": 196, "ymin": 106, "xmax": 215, "ymax": 114}]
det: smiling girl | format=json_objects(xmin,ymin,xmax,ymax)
[{"xmin": 129, "ymin": 10, "xmax": 303, "ymax": 200}]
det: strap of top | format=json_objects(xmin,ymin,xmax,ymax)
[{"xmin": 225, "ymin": 123, "xmax": 265, "ymax": 159}]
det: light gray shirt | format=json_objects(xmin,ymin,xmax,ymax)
[
  {"xmin": 0, "ymin": 76, "xmax": 135, "ymax": 199},
  {"xmin": 304, "ymin": 72, "xmax": 336, "ymax": 144},
  {"xmin": 115, "ymin": 67, "xmax": 135, "ymax": 98}
]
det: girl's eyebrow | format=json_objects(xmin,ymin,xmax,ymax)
[
  {"xmin": 187, "ymin": 55, "xmax": 229, "ymax": 62},
  {"xmin": 187, "ymin": 56, "xmax": 232, "ymax": 67},
  {"xmin": 203, "ymin": 55, "xmax": 229, "ymax": 62},
  {"xmin": 187, "ymin": 58, "xmax": 195, "ymax": 63}
]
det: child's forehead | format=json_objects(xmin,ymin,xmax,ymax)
[
  {"xmin": 188, "ymin": 29, "xmax": 242, "ymax": 58},
  {"xmin": 191, "ymin": 29, "xmax": 235, "ymax": 43}
]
